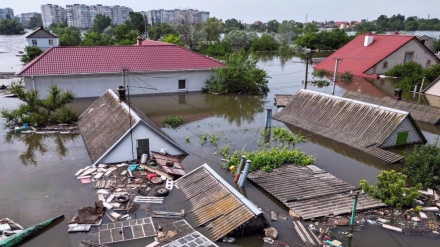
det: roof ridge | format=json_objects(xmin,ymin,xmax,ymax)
[{"xmin": 17, "ymin": 47, "xmax": 55, "ymax": 76}]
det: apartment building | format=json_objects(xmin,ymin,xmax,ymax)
[
  {"xmin": 0, "ymin": 8, "xmax": 14, "ymax": 19},
  {"xmin": 41, "ymin": 4, "xmax": 66, "ymax": 28},
  {"xmin": 15, "ymin": 12, "xmax": 40, "ymax": 27},
  {"xmin": 145, "ymin": 9, "xmax": 209, "ymax": 25},
  {"xmin": 65, "ymin": 4, "xmax": 132, "ymax": 29}
]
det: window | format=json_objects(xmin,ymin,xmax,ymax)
[
  {"xmin": 404, "ymin": 52, "xmax": 414, "ymax": 63},
  {"xmin": 49, "ymin": 39, "xmax": 54, "ymax": 45},
  {"xmin": 426, "ymin": 59, "xmax": 432, "ymax": 67},
  {"xmin": 32, "ymin": 39, "xmax": 37, "ymax": 45},
  {"xmin": 178, "ymin": 79, "xmax": 186, "ymax": 90},
  {"xmin": 382, "ymin": 61, "xmax": 388, "ymax": 69}
]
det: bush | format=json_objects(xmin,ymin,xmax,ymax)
[
  {"xmin": 161, "ymin": 115, "xmax": 184, "ymax": 128},
  {"xmin": 403, "ymin": 144, "xmax": 440, "ymax": 188}
]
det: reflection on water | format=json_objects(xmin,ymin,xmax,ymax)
[{"xmin": 4, "ymin": 132, "xmax": 79, "ymax": 165}]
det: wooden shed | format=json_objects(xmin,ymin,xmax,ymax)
[{"xmin": 273, "ymin": 89, "xmax": 426, "ymax": 163}]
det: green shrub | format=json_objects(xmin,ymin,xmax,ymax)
[{"xmin": 161, "ymin": 115, "xmax": 184, "ymax": 128}]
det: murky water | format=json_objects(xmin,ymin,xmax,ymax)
[{"xmin": 1, "ymin": 33, "xmax": 440, "ymax": 246}]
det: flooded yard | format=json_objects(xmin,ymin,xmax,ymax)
[{"xmin": 1, "ymin": 34, "xmax": 440, "ymax": 246}]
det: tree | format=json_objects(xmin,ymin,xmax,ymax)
[
  {"xmin": 224, "ymin": 18, "xmax": 244, "ymax": 32},
  {"xmin": 203, "ymin": 17, "xmax": 224, "ymax": 41},
  {"xmin": 204, "ymin": 51, "xmax": 269, "ymax": 95},
  {"xmin": 28, "ymin": 14, "xmax": 43, "ymax": 28},
  {"xmin": 0, "ymin": 18, "xmax": 25, "ymax": 34},
  {"xmin": 197, "ymin": 41, "xmax": 231, "ymax": 59},
  {"xmin": 266, "ymin": 19, "xmax": 279, "ymax": 33},
  {"xmin": 175, "ymin": 11, "xmax": 206, "ymax": 50},
  {"xmin": 127, "ymin": 12, "xmax": 146, "ymax": 34},
  {"xmin": 51, "ymin": 23, "xmax": 81, "ymax": 46},
  {"xmin": 250, "ymin": 21, "xmax": 266, "ymax": 32},
  {"xmin": 251, "ymin": 33, "xmax": 279, "ymax": 52},
  {"xmin": 21, "ymin": 46, "xmax": 44, "ymax": 64},
  {"xmin": 360, "ymin": 170, "xmax": 421, "ymax": 211},
  {"xmin": 114, "ymin": 24, "xmax": 138, "ymax": 45},
  {"xmin": 223, "ymin": 30, "xmax": 258, "ymax": 50},
  {"xmin": 403, "ymin": 144, "xmax": 440, "ymax": 188},
  {"xmin": 80, "ymin": 31, "xmax": 114, "ymax": 46},
  {"xmin": 303, "ymin": 22, "xmax": 318, "ymax": 33},
  {"xmin": 148, "ymin": 23, "xmax": 176, "ymax": 40},
  {"xmin": 91, "ymin": 14, "xmax": 112, "ymax": 33},
  {"xmin": 163, "ymin": 34, "xmax": 184, "ymax": 46},
  {"xmin": 278, "ymin": 20, "xmax": 301, "ymax": 44},
  {"xmin": 1, "ymin": 80, "xmax": 77, "ymax": 126}
]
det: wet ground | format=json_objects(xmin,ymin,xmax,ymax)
[{"xmin": 1, "ymin": 34, "xmax": 440, "ymax": 246}]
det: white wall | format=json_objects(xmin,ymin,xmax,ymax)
[
  {"xmin": 380, "ymin": 117, "xmax": 424, "ymax": 148},
  {"xmin": 367, "ymin": 39, "xmax": 439, "ymax": 75},
  {"xmin": 26, "ymin": 38, "xmax": 59, "ymax": 51},
  {"xmin": 97, "ymin": 122, "xmax": 185, "ymax": 165},
  {"xmin": 23, "ymin": 70, "xmax": 216, "ymax": 98}
]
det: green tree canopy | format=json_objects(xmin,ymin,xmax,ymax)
[
  {"xmin": 224, "ymin": 18, "xmax": 244, "ymax": 32},
  {"xmin": 0, "ymin": 19, "xmax": 25, "ymax": 34},
  {"xmin": 197, "ymin": 41, "xmax": 231, "ymax": 59},
  {"xmin": 28, "ymin": 14, "xmax": 43, "ymax": 28},
  {"xmin": 360, "ymin": 170, "xmax": 421, "ymax": 210},
  {"xmin": 91, "ymin": 14, "xmax": 112, "ymax": 33},
  {"xmin": 114, "ymin": 24, "xmax": 138, "ymax": 45},
  {"xmin": 266, "ymin": 19, "xmax": 279, "ymax": 33},
  {"xmin": 163, "ymin": 34, "xmax": 184, "ymax": 46},
  {"xmin": 251, "ymin": 33, "xmax": 279, "ymax": 52},
  {"xmin": 204, "ymin": 51, "xmax": 269, "ymax": 95},
  {"xmin": 203, "ymin": 17, "xmax": 224, "ymax": 41},
  {"xmin": 20, "ymin": 46, "xmax": 44, "ymax": 64},
  {"xmin": 80, "ymin": 31, "xmax": 114, "ymax": 46},
  {"xmin": 51, "ymin": 23, "xmax": 81, "ymax": 46},
  {"xmin": 148, "ymin": 23, "xmax": 176, "ymax": 40},
  {"xmin": 278, "ymin": 20, "xmax": 302, "ymax": 44},
  {"xmin": 223, "ymin": 30, "xmax": 258, "ymax": 50},
  {"xmin": 403, "ymin": 144, "xmax": 440, "ymax": 188},
  {"xmin": 127, "ymin": 12, "xmax": 146, "ymax": 34}
]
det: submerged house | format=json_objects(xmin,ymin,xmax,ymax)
[
  {"xmin": 273, "ymin": 89, "xmax": 426, "ymax": 163},
  {"xmin": 174, "ymin": 164, "xmax": 267, "ymax": 241},
  {"xmin": 17, "ymin": 44, "xmax": 225, "ymax": 98},
  {"xmin": 25, "ymin": 26, "xmax": 59, "ymax": 51},
  {"xmin": 78, "ymin": 88, "xmax": 187, "ymax": 167},
  {"xmin": 314, "ymin": 33, "xmax": 439, "ymax": 78}
]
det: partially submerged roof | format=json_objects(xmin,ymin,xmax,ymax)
[
  {"xmin": 78, "ymin": 89, "xmax": 185, "ymax": 164},
  {"xmin": 273, "ymin": 89, "xmax": 425, "ymax": 163},
  {"xmin": 248, "ymin": 164, "xmax": 386, "ymax": 220},
  {"xmin": 18, "ymin": 45, "xmax": 225, "ymax": 76},
  {"xmin": 313, "ymin": 34, "xmax": 434, "ymax": 78},
  {"xmin": 343, "ymin": 90, "xmax": 440, "ymax": 125},
  {"xmin": 174, "ymin": 164, "xmax": 262, "ymax": 241},
  {"xmin": 25, "ymin": 26, "xmax": 58, "ymax": 39}
]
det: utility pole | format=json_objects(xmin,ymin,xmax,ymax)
[
  {"xmin": 332, "ymin": 58, "xmax": 341, "ymax": 95},
  {"xmin": 349, "ymin": 191, "xmax": 360, "ymax": 227},
  {"xmin": 304, "ymin": 56, "xmax": 309, "ymax": 90}
]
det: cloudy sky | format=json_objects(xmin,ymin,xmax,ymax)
[{"xmin": 6, "ymin": 0, "xmax": 438, "ymax": 23}]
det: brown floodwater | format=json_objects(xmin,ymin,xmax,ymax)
[{"xmin": 1, "ymin": 55, "xmax": 440, "ymax": 246}]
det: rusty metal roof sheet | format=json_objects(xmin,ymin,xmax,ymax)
[
  {"xmin": 343, "ymin": 90, "xmax": 440, "ymax": 124},
  {"xmin": 174, "ymin": 164, "xmax": 262, "ymax": 241},
  {"xmin": 248, "ymin": 165, "xmax": 386, "ymax": 220},
  {"xmin": 272, "ymin": 90, "xmax": 425, "ymax": 163}
]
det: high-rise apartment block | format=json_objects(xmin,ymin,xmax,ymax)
[
  {"xmin": 15, "ymin": 12, "xmax": 40, "ymax": 27},
  {"xmin": 66, "ymin": 4, "xmax": 132, "ymax": 29},
  {"xmin": 145, "ymin": 9, "xmax": 209, "ymax": 25},
  {"xmin": 0, "ymin": 8, "xmax": 14, "ymax": 19},
  {"xmin": 41, "ymin": 4, "xmax": 66, "ymax": 28}
]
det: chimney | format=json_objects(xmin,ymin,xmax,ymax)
[
  {"xmin": 137, "ymin": 36, "xmax": 143, "ymax": 46},
  {"xmin": 117, "ymin": 86, "xmax": 126, "ymax": 101},
  {"xmin": 364, "ymin": 35, "xmax": 374, "ymax": 47}
]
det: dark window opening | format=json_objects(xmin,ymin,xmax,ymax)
[
  {"xmin": 382, "ymin": 61, "xmax": 388, "ymax": 69},
  {"xmin": 178, "ymin": 79, "xmax": 186, "ymax": 90},
  {"xmin": 404, "ymin": 52, "xmax": 414, "ymax": 63}
]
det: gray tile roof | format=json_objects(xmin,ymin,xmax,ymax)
[{"xmin": 78, "ymin": 89, "xmax": 184, "ymax": 164}]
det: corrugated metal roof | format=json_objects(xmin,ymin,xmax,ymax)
[
  {"xmin": 343, "ymin": 90, "xmax": 440, "ymax": 125},
  {"xmin": 18, "ymin": 45, "xmax": 225, "ymax": 76},
  {"xmin": 272, "ymin": 89, "xmax": 423, "ymax": 163},
  {"xmin": 313, "ymin": 34, "xmax": 439, "ymax": 78},
  {"xmin": 174, "ymin": 164, "xmax": 262, "ymax": 241},
  {"xmin": 248, "ymin": 164, "xmax": 386, "ymax": 220},
  {"xmin": 78, "ymin": 89, "xmax": 185, "ymax": 164}
]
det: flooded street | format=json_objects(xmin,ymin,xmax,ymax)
[{"xmin": 1, "ymin": 34, "xmax": 440, "ymax": 246}]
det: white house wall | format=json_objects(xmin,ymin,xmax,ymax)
[
  {"xmin": 23, "ymin": 70, "xmax": 216, "ymax": 98},
  {"xmin": 98, "ymin": 122, "xmax": 184, "ymax": 165},
  {"xmin": 380, "ymin": 117, "xmax": 423, "ymax": 148},
  {"xmin": 26, "ymin": 37, "xmax": 59, "ymax": 51},
  {"xmin": 367, "ymin": 40, "xmax": 438, "ymax": 75}
]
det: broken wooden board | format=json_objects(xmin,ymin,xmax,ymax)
[
  {"xmin": 133, "ymin": 196, "xmax": 164, "ymax": 204},
  {"xmin": 151, "ymin": 209, "xmax": 184, "ymax": 218},
  {"xmin": 140, "ymin": 164, "xmax": 174, "ymax": 180}
]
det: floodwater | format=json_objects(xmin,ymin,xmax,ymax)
[{"xmin": 1, "ymin": 33, "xmax": 440, "ymax": 247}]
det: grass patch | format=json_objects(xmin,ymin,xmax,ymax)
[{"xmin": 161, "ymin": 115, "xmax": 184, "ymax": 128}]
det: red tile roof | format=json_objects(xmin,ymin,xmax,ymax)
[
  {"xmin": 313, "ymin": 34, "xmax": 417, "ymax": 78},
  {"xmin": 18, "ymin": 45, "xmax": 225, "ymax": 76},
  {"xmin": 139, "ymin": 40, "xmax": 171, "ymax": 46}
]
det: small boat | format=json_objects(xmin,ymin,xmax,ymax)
[
  {"xmin": 151, "ymin": 151, "xmax": 186, "ymax": 176},
  {"xmin": 0, "ymin": 215, "xmax": 64, "ymax": 247}
]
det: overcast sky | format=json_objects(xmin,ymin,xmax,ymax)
[{"xmin": 5, "ymin": 0, "xmax": 438, "ymax": 23}]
